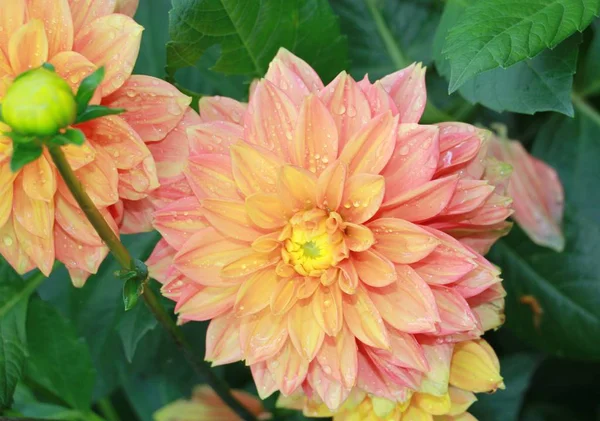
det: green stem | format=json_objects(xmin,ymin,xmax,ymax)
[
  {"xmin": 47, "ymin": 145, "xmax": 257, "ymax": 421},
  {"xmin": 97, "ymin": 399, "xmax": 120, "ymax": 421},
  {"xmin": 364, "ymin": 0, "xmax": 409, "ymax": 69},
  {"xmin": 572, "ymin": 93, "xmax": 600, "ymax": 126}
]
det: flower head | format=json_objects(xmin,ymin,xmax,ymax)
[
  {"xmin": 148, "ymin": 49, "xmax": 511, "ymax": 409},
  {"xmin": 0, "ymin": 0, "xmax": 199, "ymax": 285}
]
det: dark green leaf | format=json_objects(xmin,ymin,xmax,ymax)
[
  {"xmin": 0, "ymin": 261, "xmax": 31, "ymax": 409},
  {"xmin": 166, "ymin": 0, "xmax": 348, "ymax": 82},
  {"xmin": 489, "ymin": 102, "xmax": 600, "ymax": 360},
  {"xmin": 12, "ymin": 384, "xmax": 83, "ymax": 420},
  {"xmin": 75, "ymin": 105, "xmax": 125, "ymax": 124},
  {"xmin": 10, "ymin": 142, "xmax": 43, "ymax": 172},
  {"xmin": 434, "ymin": 0, "xmax": 580, "ymax": 115},
  {"xmin": 25, "ymin": 298, "xmax": 96, "ymax": 411},
  {"xmin": 75, "ymin": 67, "xmax": 105, "ymax": 115},
  {"xmin": 578, "ymin": 21, "xmax": 600, "ymax": 96},
  {"xmin": 470, "ymin": 354, "xmax": 542, "ymax": 421},
  {"xmin": 331, "ymin": 0, "xmax": 442, "ymax": 79},
  {"xmin": 443, "ymin": 0, "xmax": 600, "ymax": 92},
  {"xmin": 122, "ymin": 278, "xmax": 142, "ymax": 311},
  {"xmin": 50, "ymin": 128, "xmax": 86, "ymax": 147},
  {"xmin": 117, "ymin": 300, "xmax": 158, "ymax": 362}
]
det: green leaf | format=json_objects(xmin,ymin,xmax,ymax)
[
  {"xmin": 331, "ymin": 0, "xmax": 442, "ymax": 79},
  {"xmin": 443, "ymin": 0, "xmax": 600, "ymax": 92},
  {"xmin": 12, "ymin": 383, "xmax": 83, "ymax": 420},
  {"xmin": 10, "ymin": 142, "xmax": 43, "ymax": 172},
  {"xmin": 434, "ymin": 0, "xmax": 580, "ymax": 115},
  {"xmin": 51, "ymin": 128, "xmax": 86, "ymax": 146},
  {"xmin": 489, "ymin": 101, "xmax": 600, "ymax": 360},
  {"xmin": 578, "ymin": 20, "xmax": 600, "ymax": 96},
  {"xmin": 75, "ymin": 105, "xmax": 125, "ymax": 124},
  {"xmin": 75, "ymin": 67, "xmax": 105, "ymax": 115},
  {"xmin": 166, "ymin": 0, "xmax": 348, "ymax": 82},
  {"xmin": 0, "ymin": 261, "xmax": 32, "ymax": 409},
  {"xmin": 117, "ymin": 300, "xmax": 158, "ymax": 363},
  {"xmin": 25, "ymin": 298, "xmax": 96, "ymax": 411},
  {"xmin": 470, "ymin": 354, "xmax": 542, "ymax": 421}
]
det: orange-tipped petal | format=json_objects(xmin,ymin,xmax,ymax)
[
  {"xmin": 278, "ymin": 165, "xmax": 318, "ymax": 213},
  {"xmin": 270, "ymin": 277, "xmax": 300, "ymax": 315},
  {"xmin": 22, "ymin": 155, "xmax": 56, "ymax": 202},
  {"xmin": 449, "ymin": 340, "xmax": 504, "ymax": 393},
  {"xmin": 266, "ymin": 48, "xmax": 324, "ymax": 105},
  {"xmin": 0, "ymin": 1, "xmax": 26, "ymax": 57},
  {"xmin": 490, "ymin": 135, "xmax": 565, "ymax": 251},
  {"xmin": 343, "ymin": 222, "xmax": 374, "ymax": 252},
  {"xmin": 152, "ymin": 197, "xmax": 206, "ymax": 250},
  {"xmin": 230, "ymin": 142, "xmax": 282, "ymax": 197},
  {"xmin": 245, "ymin": 193, "xmax": 290, "ymax": 229},
  {"xmin": 379, "ymin": 63, "xmax": 427, "ymax": 124},
  {"xmin": 174, "ymin": 227, "xmax": 251, "ymax": 286},
  {"xmin": 342, "ymin": 285, "xmax": 389, "ymax": 349},
  {"xmin": 369, "ymin": 218, "xmax": 439, "ymax": 264},
  {"xmin": 312, "ymin": 283, "xmax": 343, "ymax": 337},
  {"xmin": 353, "ymin": 249, "xmax": 397, "ymax": 287},
  {"xmin": 205, "ymin": 313, "xmax": 242, "ymax": 366},
  {"xmin": 339, "ymin": 174, "xmax": 385, "ymax": 224},
  {"xmin": 105, "ymin": 75, "xmax": 190, "ymax": 140},
  {"xmin": 319, "ymin": 72, "xmax": 371, "ymax": 148},
  {"xmin": 202, "ymin": 198, "xmax": 262, "ymax": 242},
  {"xmin": 55, "ymin": 193, "xmax": 103, "ymax": 246},
  {"xmin": 267, "ymin": 341, "xmax": 309, "ymax": 396},
  {"xmin": 234, "ymin": 268, "xmax": 277, "ymax": 316},
  {"xmin": 8, "ymin": 19, "xmax": 48, "ymax": 75},
  {"xmin": 380, "ymin": 175, "xmax": 459, "ymax": 222},
  {"xmin": 244, "ymin": 80, "xmax": 297, "ymax": 160},
  {"xmin": 339, "ymin": 111, "xmax": 398, "ymax": 175},
  {"xmin": 28, "ymin": 0, "xmax": 73, "ymax": 58},
  {"xmin": 382, "ymin": 124, "xmax": 440, "ymax": 199},
  {"xmin": 288, "ymin": 299, "xmax": 325, "ymax": 361},
  {"xmin": 292, "ymin": 95, "xmax": 338, "ymax": 173},
  {"xmin": 13, "ymin": 216, "xmax": 54, "ymax": 276},
  {"xmin": 317, "ymin": 160, "xmax": 347, "ymax": 212},
  {"xmin": 13, "ymin": 175, "xmax": 53, "ymax": 239},
  {"xmin": 367, "ymin": 265, "xmax": 439, "ymax": 333},
  {"xmin": 54, "ymin": 223, "xmax": 106, "ymax": 277},
  {"xmin": 198, "ymin": 96, "xmax": 246, "ymax": 124},
  {"xmin": 184, "ymin": 154, "xmax": 239, "ymax": 201},
  {"xmin": 0, "ymin": 216, "xmax": 34, "ymax": 275}
]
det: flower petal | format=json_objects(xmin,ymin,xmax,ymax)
[
  {"xmin": 8, "ymin": 19, "xmax": 48, "ymax": 75},
  {"xmin": 339, "ymin": 174, "xmax": 385, "ymax": 224},
  {"xmin": 277, "ymin": 165, "xmax": 318, "ymax": 213},
  {"xmin": 449, "ymin": 340, "xmax": 504, "ymax": 393},
  {"xmin": 251, "ymin": 361, "xmax": 278, "ymax": 399},
  {"xmin": 369, "ymin": 218, "xmax": 439, "ymax": 264},
  {"xmin": 55, "ymin": 193, "xmax": 103, "ymax": 246},
  {"xmin": 358, "ymin": 76, "xmax": 399, "ymax": 116},
  {"xmin": 316, "ymin": 325, "xmax": 357, "ymax": 389},
  {"xmin": 367, "ymin": 265, "xmax": 439, "ymax": 333},
  {"xmin": 205, "ymin": 314, "xmax": 242, "ymax": 366},
  {"xmin": 412, "ymin": 244, "xmax": 476, "ymax": 285},
  {"xmin": 13, "ymin": 215, "xmax": 54, "ymax": 276},
  {"xmin": 0, "ymin": 216, "xmax": 34, "ymax": 274},
  {"xmin": 435, "ymin": 123, "xmax": 482, "ymax": 176},
  {"xmin": 51, "ymin": 51, "xmax": 98, "ymax": 99},
  {"xmin": 291, "ymin": 95, "xmax": 338, "ymax": 173},
  {"xmin": 188, "ymin": 121, "xmax": 244, "ymax": 155},
  {"xmin": 307, "ymin": 362, "xmax": 351, "ymax": 411},
  {"xmin": 431, "ymin": 287, "xmax": 479, "ymax": 335},
  {"xmin": 28, "ymin": 0, "xmax": 73, "ymax": 58},
  {"xmin": 152, "ymin": 197, "xmax": 206, "ymax": 250},
  {"xmin": 419, "ymin": 343, "xmax": 453, "ymax": 396},
  {"xmin": 22, "ymin": 155, "xmax": 56, "ymax": 202},
  {"xmin": 270, "ymin": 277, "xmax": 300, "ymax": 316},
  {"xmin": 240, "ymin": 309, "xmax": 288, "ymax": 364},
  {"xmin": 230, "ymin": 142, "xmax": 282, "ymax": 196},
  {"xmin": 316, "ymin": 160, "xmax": 347, "ymax": 212},
  {"xmin": 76, "ymin": 149, "xmax": 119, "ymax": 207},
  {"xmin": 245, "ymin": 193, "xmax": 290, "ymax": 229},
  {"xmin": 266, "ymin": 48, "xmax": 324, "ymax": 105},
  {"xmin": 68, "ymin": 0, "xmax": 117, "ymax": 33},
  {"xmin": 342, "ymin": 285, "xmax": 389, "ymax": 349},
  {"xmin": 184, "ymin": 154, "xmax": 240, "ymax": 201},
  {"xmin": 244, "ymin": 80, "xmax": 297, "ymax": 160},
  {"xmin": 382, "ymin": 124, "xmax": 440, "ymax": 199},
  {"xmin": 54, "ymin": 223, "xmax": 106, "ymax": 278},
  {"xmin": 220, "ymin": 250, "xmax": 279, "ymax": 279},
  {"xmin": 339, "ymin": 111, "xmax": 398, "ymax": 175},
  {"xmin": 379, "ymin": 63, "xmax": 426, "ymax": 124},
  {"xmin": 234, "ymin": 268, "xmax": 278, "ymax": 317},
  {"xmin": 198, "ymin": 96, "xmax": 246, "ymax": 124},
  {"xmin": 353, "ymin": 249, "xmax": 397, "ymax": 288},
  {"xmin": 104, "ymin": 75, "xmax": 190, "ymax": 140},
  {"xmin": 202, "ymin": 198, "xmax": 262, "ymax": 242},
  {"xmin": 312, "ymin": 283, "xmax": 343, "ymax": 337},
  {"xmin": 13, "ymin": 174, "xmax": 53, "ymax": 239},
  {"xmin": 343, "ymin": 222, "xmax": 374, "ymax": 252},
  {"xmin": 267, "ymin": 341, "xmax": 309, "ymax": 396},
  {"xmin": 176, "ymin": 285, "xmax": 238, "ymax": 322},
  {"xmin": 0, "ymin": 0, "xmax": 26, "ymax": 57},
  {"xmin": 288, "ymin": 299, "xmax": 325, "ymax": 361}
]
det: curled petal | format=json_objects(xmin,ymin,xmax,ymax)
[
  {"xmin": 292, "ymin": 95, "xmax": 338, "ymax": 173},
  {"xmin": 105, "ymin": 75, "xmax": 190, "ymax": 140},
  {"xmin": 369, "ymin": 218, "xmax": 439, "ymax": 264},
  {"xmin": 342, "ymin": 285, "xmax": 389, "ymax": 349},
  {"xmin": 74, "ymin": 14, "xmax": 142, "ymax": 96},
  {"xmin": 118, "ymin": 156, "xmax": 159, "ymax": 200},
  {"xmin": 353, "ymin": 249, "xmax": 397, "ymax": 287},
  {"xmin": 198, "ymin": 96, "xmax": 246, "ymax": 124},
  {"xmin": 288, "ymin": 299, "xmax": 325, "ymax": 361},
  {"xmin": 230, "ymin": 142, "xmax": 281, "ymax": 196},
  {"xmin": 358, "ymin": 76, "xmax": 398, "ymax": 116},
  {"xmin": 379, "ymin": 63, "xmax": 427, "ymax": 124},
  {"xmin": 339, "ymin": 174, "xmax": 385, "ymax": 224},
  {"xmin": 9, "ymin": 19, "xmax": 48, "ymax": 75},
  {"xmin": 319, "ymin": 72, "xmax": 371, "ymax": 148}
]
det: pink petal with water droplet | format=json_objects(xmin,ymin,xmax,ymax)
[
  {"xmin": 198, "ymin": 96, "xmax": 246, "ymax": 124},
  {"xmin": 379, "ymin": 63, "xmax": 426, "ymax": 124}
]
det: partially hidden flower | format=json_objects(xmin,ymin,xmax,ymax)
[
  {"xmin": 153, "ymin": 386, "xmax": 271, "ymax": 421},
  {"xmin": 277, "ymin": 339, "xmax": 504, "ymax": 421},
  {"xmin": 0, "ymin": 0, "xmax": 199, "ymax": 285},
  {"xmin": 147, "ymin": 48, "xmax": 512, "ymax": 410},
  {"xmin": 488, "ymin": 125, "xmax": 565, "ymax": 252}
]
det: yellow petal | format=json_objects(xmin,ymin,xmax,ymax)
[
  {"xmin": 400, "ymin": 405, "xmax": 433, "ymax": 421},
  {"xmin": 277, "ymin": 165, "xmax": 317, "ymax": 213},
  {"xmin": 202, "ymin": 198, "xmax": 262, "ymax": 242},
  {"xmin": 414, "ymin": 392, "xmax": 451, "ymax": 416},
  {"xmin": 27, "ymin": 0, "xmax": 73, "ymax": 58},
  {"xmin": 230, "ymin": 142, "xmax": 282, "ymax": 197},
  {"xmin": 311, "ymin": 283, "xmax": 343, "ymax": 337},
  {"xmin": 234, "ymin": 268, "xmax": 278, "ymax": 316},
  {"xmin": 270, "ymin": 277, "xmax": 300, "ymax": 316},
  {"xmin": 22, "ymin": 155, "xmax": 56, "ymax": 202},
  {"xmin": 447, "ymin": 387, "xmax": 477, "ymax": 416},
  {"xmin": 0, "ymin": 0, "xmax": 26, "ymax": 58},
  {"xmin": 245, "ymin": 193, "xmax": 290, "ymax": 229},
  {"xmin": 339, "ymin": 174, "xmax": 385, "ymax": 224},
  {"xmin": 317, "ymin": 160, "xmax": 347, "ymax": 211},
  {"xmin": 220, "ymin": 250, "xmax": 280, "ymax": 279},
  {"xmin": 8, "ymin": 19, "xmax": 48, "ymax": 75},
  {"xmin": 13, "ymin": 174, "xmax": 53, "ymax": 239},
  {"xmin": 449, "ymin": 340, "xmax": 504, "ymax": 393}
]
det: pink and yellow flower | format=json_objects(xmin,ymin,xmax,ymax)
[
  {"xmin": 488, "ymin": 127, "xmax": 564, "ymax": 252},
  {"xmin": 278, "ymin": 339, "xmax": 504, "ymax": 421},
  {"xmin": 154, "ymin": 386, "xmax": 271, "ymax": 421},
  {"xmin": 147, "ymin": 49, "xmax": 511, "ymax": 409},
  {"xmin": 0, "ymin": 0, "xmax": 199, "ymax": 285}
]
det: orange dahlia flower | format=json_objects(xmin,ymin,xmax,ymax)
[
  {"xmin": 278, "ymin": 339, "xmax": 504, "ymax": 420},
  {"xmin": 0, "ymin": 0, "xmax": 199, "ymax": 285},
  {"xmin": 147, "ymin": 49, "xmax": 511, "ymax": 409}
]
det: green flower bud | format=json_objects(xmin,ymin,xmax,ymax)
[{"xmin": 1, "ymin": 67, "xmax": 77, "ymax": 137}]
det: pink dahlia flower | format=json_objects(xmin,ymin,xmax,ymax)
[
  {"xmin": 147, "ymin": 49, "xmax": 511, "ymax": 409},
  {"xmin": 0, "ymin": 0, "xmax": 199, "ymax": 285},
  {"xmin": 488, "ymin": 128, "xmax": 564, "ymax": 252}
]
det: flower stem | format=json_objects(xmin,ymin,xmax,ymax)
[{"xmin": 47, "ymin": 144, "xmax": 257, "ymax": 421}]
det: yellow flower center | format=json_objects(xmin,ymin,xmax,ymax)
[{"xmin": 282, "ymin": 209, "xmax": 345, "ymax": 276}]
